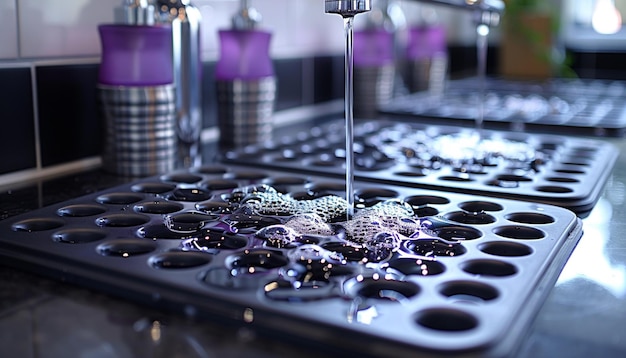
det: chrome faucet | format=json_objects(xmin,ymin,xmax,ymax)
[
  {"xmin": 114, "ymin": 0, "xmax": 156, "ymax": 25},
  {"xmin": 408, "ymin": 0, "xmax": 504, "ymax": 12},
  {"xmin": 232, "ymin": 0, "xmax": 262, "ymax": 30},
  {"xmin": 157, "ymin": 0, "xmax": 203, "ymax": 167},
  {"xmin": 407, "ymin": 0, "xmax": 504, "ymax": 27},
  {"xmin": 325, "ymin": 0, "xmax": 372, "ymax": 17}
]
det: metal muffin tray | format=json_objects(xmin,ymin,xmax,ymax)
[
  {"xmin": 379, "ymin": 77, "xmax": 626, "ymax": 137},
  {"xmin": 0, "ymin": 165, "xmax": 583, "ymax": 358},
  {"xmin": 222, "ymin": 119, "xmax": 618, "ymax": 216}
]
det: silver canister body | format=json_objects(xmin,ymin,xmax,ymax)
[
  {"xmin": 354, "ymin": 64, "xmax": 395, "ymax": 118},
  {"xmin": 216, "ymin": 77, "xmax": 276, "ymax": 149},
  {"xmin": 98, "ymin": 84, "xmax": 177, "ymax": 177},
  {"xmin": 406, "ymin": 54, "xmax": 448, "ymax": 95}
]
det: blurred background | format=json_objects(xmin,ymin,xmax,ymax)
[{"xmin": 1, "ymin": 0, "xmax": 625, "ymax": 184}]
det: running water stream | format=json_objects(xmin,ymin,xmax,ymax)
[
  {"xmin": 475, "ymin": 22, "xmax": 489, "ymax": 133},
  {"xmin": 325, "ymin": 0, "xmax": 372, "ymax": 219},
  {"xmin": 344, "ymin": 16, "xmax": 356, "ymax": 219}
]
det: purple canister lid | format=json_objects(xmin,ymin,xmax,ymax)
[
  {"xmin": 98, "ymin": 24, "xmax": 173, "ymax": 86},
  {"xmin": 354, "ymin": 29, "xmax": 394, "ymax": 67},
  {"xmin": 215, "ymin": 30, "xmax": 274, "ymax": 81},
  {"xmin": 407, "ymin": 25, "xmax": 447, "ymax": 60}
]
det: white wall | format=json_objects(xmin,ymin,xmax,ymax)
[
  {"xmin": 0, "ymin": 0, "xmax": 18, "ymax": 59},
  {"xmin": 0, "ymin": 0, "xmax": 484, "ymax": 62},
  {"xmin": 1, "ymin": 0, "xmax": 347, "ymax": 61}
]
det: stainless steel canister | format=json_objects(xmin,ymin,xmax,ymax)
[
  {"xmin": 98, "ymin": 84, "xmax": 177, "ymax": 177},
  {"xmin": 216, "ymin": 77, "xmax": 276, "ymax": 149},
  {"xmin": 354, "ymin": 64, "xmax": 395, "ymax": 118}
]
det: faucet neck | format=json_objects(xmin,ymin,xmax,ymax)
[
  {"xmin": 325, "ymin": 0, "xmax": 372, "ymax": 17},
  {"xmin": 115, "ymin": 0, "xmax": 156, "ymax": 25}
]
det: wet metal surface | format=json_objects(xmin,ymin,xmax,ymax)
[{"xmin": 0, "ymin": 120, "xmax": 625, "ymax": 358}]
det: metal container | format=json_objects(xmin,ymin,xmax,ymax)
[
  {"xmin": 99, "ymin": 84, "xmax": 177, "ymax": 177},
  {"xmin": 98, "ymin": 1, "xmax": 177, "ymax": 177},
  {"xmin": 354, "ymin": 64, "xmax": 395, "ymax": 118},
  {"xmin": 216, "ymin": 77, "xmax": 276, "ymax": 149}
]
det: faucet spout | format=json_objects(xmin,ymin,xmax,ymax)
[
  {"xmin": 325, "ymin": 0, "xmax": 372, "ymax": 17},
  {"xmin": 408, "ymin": 0, "xmax": 504, "ymax": 27},
  {"xmin": 232, "ymin": 0, "xmax": 262, "ymax": 30},
  {"xmin": 408, "ymin": 0, "xmax": 503, "ymax": 13},
  {"xmin": 115, "ymin": 0, "xmax": 156, "ymax": 25}
]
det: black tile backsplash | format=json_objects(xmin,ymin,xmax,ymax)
[
  {"xmin": 36, "ymin": 64, "xmax": 102, "ymax": 168},
  {"xmin": 569, "ymin": 51, "xmax": 626, "ymax": 80},
  {"xmin": 3, "ymin": 47, "xmax": 624, "ymax": 179},
  {"xmin": 1, "ymin": 56, "xmax": 341, "ymax": 178},
  {"xmin": 274, "ymin": 58, "xmax": 306, "ymax": 111},
  {"xmin": 313, "ymin": 55, "xmax": 343, "ymax": 104},
  {"xmin": 0, "ymin": 67, "xmax": 36, "ymax": 175},
  {"xmin": 202, "ymin": 62, "xmax": 217, "ymax": 129}
]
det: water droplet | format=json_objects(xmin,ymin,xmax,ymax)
[
  {"xmin": 404, "ymin": 238, "xmax": 466, "ymax": 258},
  {"xmin": 164, "ymin": 211, "xmax": 219, "ymax": 233},
  {"xmin": 264, "ymin": 278, "xmax": 337, "ymax": 302},
  {"xmin": 195, "ymin": 200, "xmax": 234, "ymax": 214},
  {"xmin": 228, "ymin": 249, "xmax": 289, "ymax": 272},
  {"xmin": 256, "ymin": 225, "xmax": 301, "ymax": 248},
  {"xmin": 182, "ymin": 229, "xmax": 248, "ymax": 252},
  {"xmin": 322, "ymin": 241, "xmax": 366, "ymax": 262},
  {"xmin": 387, "ymin": 257, "xmax": 446, "ymax": 276},
  {"xmin": 166, "ymin": 188, "xmax": 212, "ymax": 202},
  {"xmin": 225, "ymin": 206, "xmax": 282, "ymax": 229},
  {"xmin": 134, "ymin": 201, "xmax": 183, "ymax": 214},
  {"xmin": 364, "ymin": 232, "xmax": 401, "ymax": 262}
]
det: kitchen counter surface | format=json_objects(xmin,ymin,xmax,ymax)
[{"xmin": 1, "ymin": 117, "xmax": 625, "ymax": 358}]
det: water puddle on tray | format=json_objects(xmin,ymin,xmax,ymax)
[{"xmin": 172, "ymin": 184, "xmax": 471, "ymax": 305}]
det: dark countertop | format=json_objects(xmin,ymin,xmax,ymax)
[{"xmin": 1, "ymin": 118, "xmax": 625, "ymax": 358}]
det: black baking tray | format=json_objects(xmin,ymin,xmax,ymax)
[
  {"xmin": 379, "ymin": 77, "xmax": 626, "ymax": 137},
  {"xmin": 222, "ymin": 119, "xmax": 618, "ymax": 217},
  {"xmin": 0, "ymin": 165, "xmax": 583, "ymax": 357}
]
